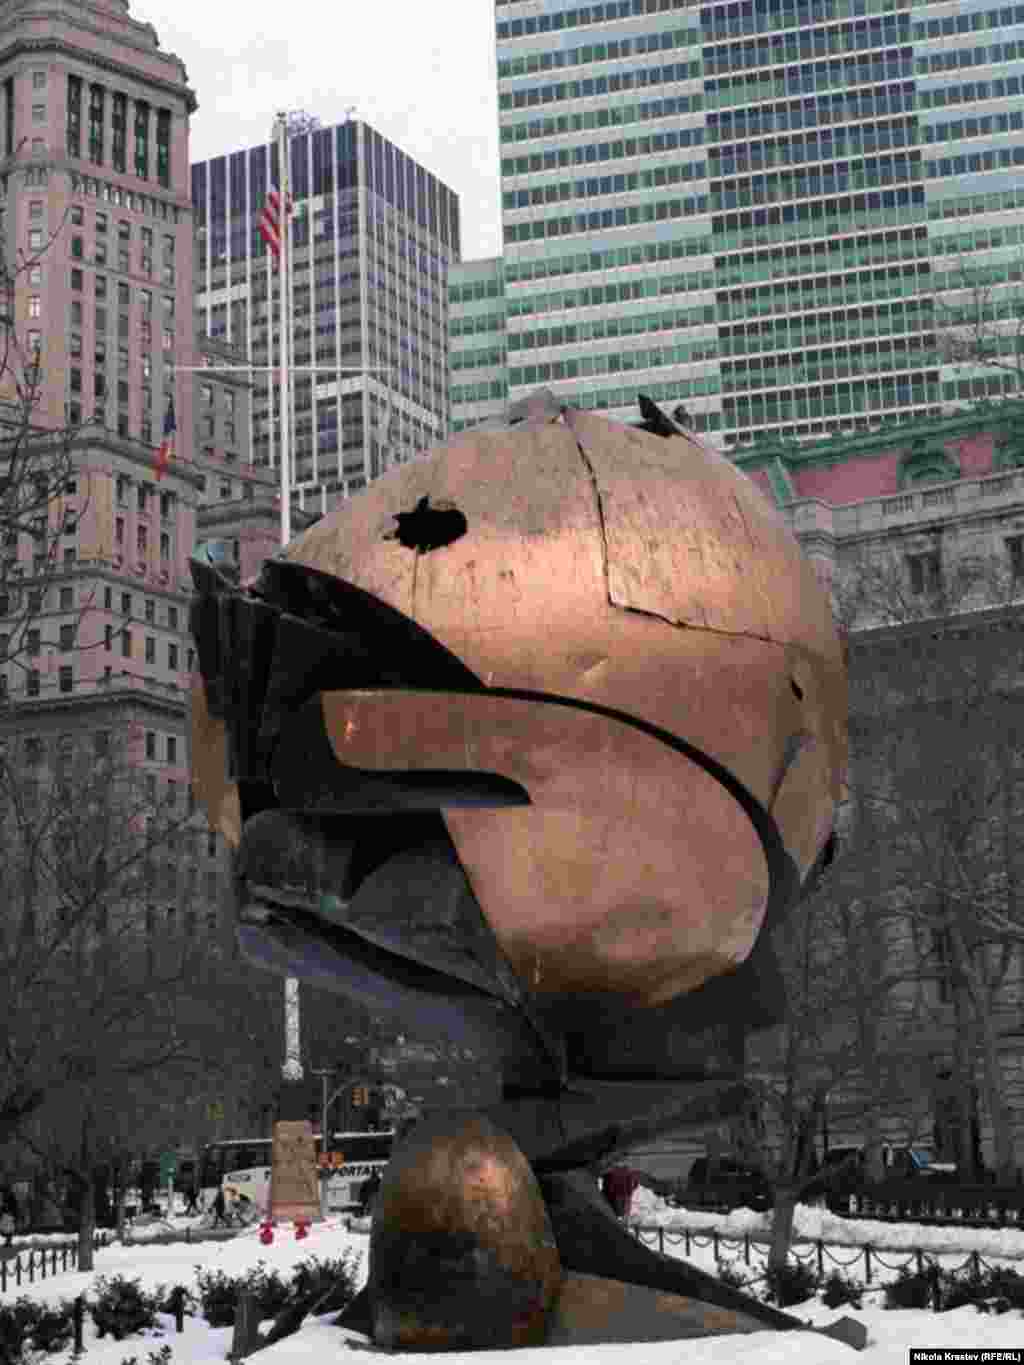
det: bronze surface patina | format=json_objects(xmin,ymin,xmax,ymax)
[{"xmin": 188, "ymin": 392, "xmax": 853, "ymax": 1349}]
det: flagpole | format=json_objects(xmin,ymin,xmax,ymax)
[
  {"xmin": 277, "ymin": 112, "xmax": 291, "ymax": 550},
  {"xmin": 275, "ymin": 111, "xmax": 302, "ymax": 1094}
]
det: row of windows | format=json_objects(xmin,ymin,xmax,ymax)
[
  {"xmin": 708, "ymin": 84, "xmax": 914, "ymax": 135},
  {"xmin": 711, "ymin": 151, "xmax": 1024, "ymax": 210},
  {"xmin": 509, "ymin": 348, "xmax": 722, "ymax": 390},
  {"xmin": 70, "ymin": 172, "xmax": 181, "ymax": 223},
  {"xmin": 718, "ymin": 267, "xmax": 935, "ymax": 321},
  {"xmin": 499, "ymin": 58, "xmax": 701, "ymax": 111},
  {"xmin": 722, "ymin": 378, "xmax": 1001, "ymax": 427},
  {"xmin": 697, "ymin": 0, "xmax": 915, "ymax": 43},
  {"xmin": 916, "ymin": 41, "xmax": 1024, "ymax": 75},
  {"xmin": 713, "ymin": 224, "xmax": 1023, "ymax": 287},
  {"xmin": 498, "ymin": 16, "xmax": 696, "ymax": 76},
  {"xmin": 702, "ymin": 21, "xmax": 910, "ymax": 74},
  {"xmin": 706, "ymin": 55, "xmax": 915, "ymax": 104},
  {"xmin": 499, "ymin": 92, "xmax": 703, "ymax": 144},
  {"xmin": 719, "ymin": 301, "xmax": 938, "ymax": 356},
  {"xmin": 507, "ymin": 306, "xmax": 717, "ymax": 350},
  {"xmin": 714, "ymin": 184, "xmax": 1024, "ymax": 255},
  {"xmin": 69, "ymin": 267, "xmax": 175, "ymax": 315},
  {"xmin": 449, "ymin": 309, "xmax": 506, "ymax": 338},
  {"xmin": 722, "ymin": 347, "xmax": 940, "ymax": 394},
  {"xmin": 505, "ymin": 193, "xmax": 710, "ymax": 241},
  {"xmin": 502, "ymin": 126, "xmax": 705, "ymax": 180},
  {"xmin": 503, "ymin": 161, "xmax": 707, "ymax": 210},
  {"xmin": 495, "ymin": 0, "xmax": 692, "ymax": 31},
  {"xmin": 713, "ymin": 118, "xmax": 919, "ymax": 169}
]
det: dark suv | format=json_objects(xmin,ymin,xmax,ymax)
[{"xmin": 687, "ymin": 1157, "xmax": 773, "ymax": 1211}]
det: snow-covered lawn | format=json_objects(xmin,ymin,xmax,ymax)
[{"xmin": 6, "ymin": 1197, "xmax": 1024, "ymax": 1365}]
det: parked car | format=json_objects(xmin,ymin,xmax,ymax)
[{"xmin": 687, "ymin": 1157, "xmax": 772, "ymax": 1211}]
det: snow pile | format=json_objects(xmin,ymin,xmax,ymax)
[{"xmin": 629, "ymin": 1187, "xmax": 1024, "ymax": 1260}]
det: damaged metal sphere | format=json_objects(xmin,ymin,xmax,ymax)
[
  {"xmin": 276, "ymin": 394, "xmax": 847, "ymax": 1008},
  {"xmin": 369, "ymin": 1114, "xmax": 562, "ymax": 1351}
]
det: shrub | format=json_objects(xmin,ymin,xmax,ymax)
[
  {"xmin": 979, "ymin": 1266, "xmax": 1024, "ymax": 1313},
  {"xmin": 118, "ymin": 1348, "xmax": 173, "ymax": 1365},
  {"xmin": 0, "ymin": 1297, "xmax": 76, "ymax": 1364},
  {"xmin": 153, "ymin": 1285, "xmax": 195, "ymax": 1319},
  {"xmin": 943, "ymin": 1267, "xmax": 985, "ymax": 1312},
  {"xmin": 715, "ymin": 1260, "xmax": 750, "ymax": 1292},
  {"xmin": 288, "ymin": 1253, "xmax": 361, "ymax": 1313},
  {"xmin": 193, "ymin": 1261, "xmax": 290, "ymax": 1327},
  {"xmin": 89, "ymin": 1275, "xmax": 160, "ymax": 1341},
  {"xmin": 883, "ymin": 1267, "xmax": 935, "ymax": 1311},
  {"xmin": 192, "ymin": 1267, "xmax": 240, "ymax": 1328},
  {"xmin": 821, "ymin": 1270, "xmax": 863, "ymax": 1310},
  {"xmin": 762, "ymin": 1259, "xmax": 820, "ymax": 1307}
]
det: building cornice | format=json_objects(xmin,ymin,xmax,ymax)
[
  {"xmin": 735, "ymin": 399, "xmax": 1024, "ymax": 477},
  {"xmin": 0, "ymin": 31, "xmax": 198, "ymax": 113}
]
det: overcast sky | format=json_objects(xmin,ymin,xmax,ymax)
[{"xmin": 135, "ymin": 0, "xmax": 503, "ymax": 264}]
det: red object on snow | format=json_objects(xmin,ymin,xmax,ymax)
[
  {"xmin": 602, "ymin": 1167, "xmax": 640, "ymax": 1218},
  {"xmin": 259, "ymin": 1220, "xmax": 274, "ymax": 1245},
  {"xmin": 295, "ymin": 1218, "xmax": 309, "ymax": 1241}
]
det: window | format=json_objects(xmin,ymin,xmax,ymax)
[
  {"xmin": 28, "ymin": 229, "xmax": 42, "ymax": 251},
  {"xmin": 27, "ymin": 329, "xmax": 40, "ymax": 355},
  {"xmin": 69, "ymin": 332, "xmax": 82, "ymax": 357},
  {"xmin": 117, "ymin": 282, "xmax": 129, "ymax": 307},
  {"xmin": 168, "ymin": 641, "xmax": 178, "ymax": 670},
  {"xmin": 140, "ymin": 288, "xmax": 152, "ymax": 315},
  {"xmin": 908, "ymin": 551, "xmax": 942, "ymax": 595},
  {"xmin": 95, "ymin": 275, "xmax": 107, "ymax": 300},
  {"xmin": 32, "ymin": 104, "xmax": 45, "ymax": 124},
  {"xmin": 121, "ymin": 592, "xmax": 131, "ymax": 614},
  {"xmin": 138, "ymin": 484, "xmax": 147, "ymax": 513},
  {"xmin": 59, "ymin": 623, "xmax": 74, "ymax": 651},
  {"xmin": 160, "ymin": 531, "xmax": 170, "ymax": 560},
  {"xmin": 88, "ymin": 85, "xmax": 104, "ymax": 164},
  {"xmin": 27, "ymin": 295, "xmax": 40, "ymax": 318},
  {"xmin": 94, "ymin": 240, "xmax": 106, "ymax": 265},
  {"xmin": 28, "ymin": 265, "xmax": 41, "ymax": 286},
  {"xmin": 159, "ymin": 490, "xmax": 171, "ymax": 518},
  {"xmin": 1008, "ymin": 536, "xmax": 1024, "ymax": 583},
  {"xmin": 145, "ymin": 730, "xmax": 156, "ymax": 759},
  {"xmin": 70, "ymin": 301, "xmax": 82, "ymax": 325},
  {"xmin": 33, "ymin": 71, "xmax": 45, "ymax": 90},
  {"xmin": 145, "ymin": 635, "xmax": 155, "ymax": 663},
  {"xmin": 104, "ymin": 587, "xmax": 112, "ymax": 609},
  {"xmin": 104, "ymin": 624, "xmax": 112, "ymax": 651},
  {"xmin": 162, "ymin": 329, "xmax": 173, "ymax": 351},
  {"xmin": 95, "ymin": 212, "xmax": 107, "ymax": 235},
  {"xmin": 187, "ymin": 646, "xmax": 194, "ymax": 672},
  {"xmin": 200, "ymin": 382, "xmax": 213, "ymax": 406},
  {"xmin": 59, "ymin": 665, "xmax": 72, "ymax": 694},
  {"xmin": 167, "ymin": 735, "xmax": 177, "ymax": 764},
  {"xmin": 137, "ymin": 524, "xmax": 147, "ymax": 555},
  {"xmin": 121, "ymin": 628, "xmax": 131, "ymax": 658},
  {"xmin": 28, "ymin": 200, "xmax": 42, "ymax": 220},
  {"xmin": 26, "ymin": 629, "xmax": 40, "ymax": 656},
  {"xmin": 59, "ymin": 587, "xmax": 72, "ymax": 609},
  {"xmin": 94, "ymin": 730, "xmax": 109, "ymax": 755},
  {"xmin": 26, "ymin": 670, "xmax": 39, "ymax": 698}
]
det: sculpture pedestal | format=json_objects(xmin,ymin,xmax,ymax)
[{"xmin": 269, "ymin": 1119, "xmax": 321, "ymax": 1224}]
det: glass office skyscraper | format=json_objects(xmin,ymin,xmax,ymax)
[
  {"xmin": 193, "ymin": 120, "xmax": 460, "ymax": 513},
  {"xmin": 451, "ymin": 0, "xmax": 1024, "ymax": 448}
]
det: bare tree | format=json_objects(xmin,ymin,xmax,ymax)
[
  {"xmin": 933, "ymin": 248, "xmax": 1024, "ymax": 402},
  {"xmin": 0, "ymin": 191, "xmax": 99, "ymax": 690}
]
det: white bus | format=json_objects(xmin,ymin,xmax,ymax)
[{"xmin": 198, "ymin": 1131, "xmax": 394, "ymax": 1213}]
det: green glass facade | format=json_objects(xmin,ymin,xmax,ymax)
[{"xmin": 450, "ymin": 0, "xmax": 1024, "ymax": 446}]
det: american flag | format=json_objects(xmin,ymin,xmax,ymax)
[
  {"xmin": 154, "ymin": 400, "xmax": 176, "ymax": 481},
  {"xmin": 259, "ymin": 187, "xmax": 292, "ymax": 264}
]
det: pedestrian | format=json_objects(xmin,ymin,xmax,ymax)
[
  {"xmin": 183, "ymin": 1184, "xmax": 201, "ymax": 1217},
  {"xmin": 211, "ymin": 1186, "xmax": 227, "ymax": 1227},
  {"xmin": 601, "ymin": 1166, "xmax": 639, "ymax": 1219},
  {"xmin": 360, "ymin": 1169, "xmax": 382, "ymax": 1217}
]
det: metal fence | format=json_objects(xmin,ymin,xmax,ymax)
[
  {"xmin": 631, "ymin": 1222, "xmax": 1012, "ymax": 1308},
  {"xmin": 684, "ymin": 1180, "xmax": 1024, "ymax": 1228},
  {"xmin": 0, "ymin": 1234, "xmax": 110, "ymax": 1294}
]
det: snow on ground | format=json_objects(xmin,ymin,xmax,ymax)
[
  {"xmin": 6, "ymin": 1202, "xmax": 1024, "ymax": 1365},
  {"xmin": 631, "ymin": 1186, "xmax": 1024, "ymax": 1261}
]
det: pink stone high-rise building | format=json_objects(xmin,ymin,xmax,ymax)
[{"xmin": 0, "ymin": 0, "xmax": 277, "ymax": 941}]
